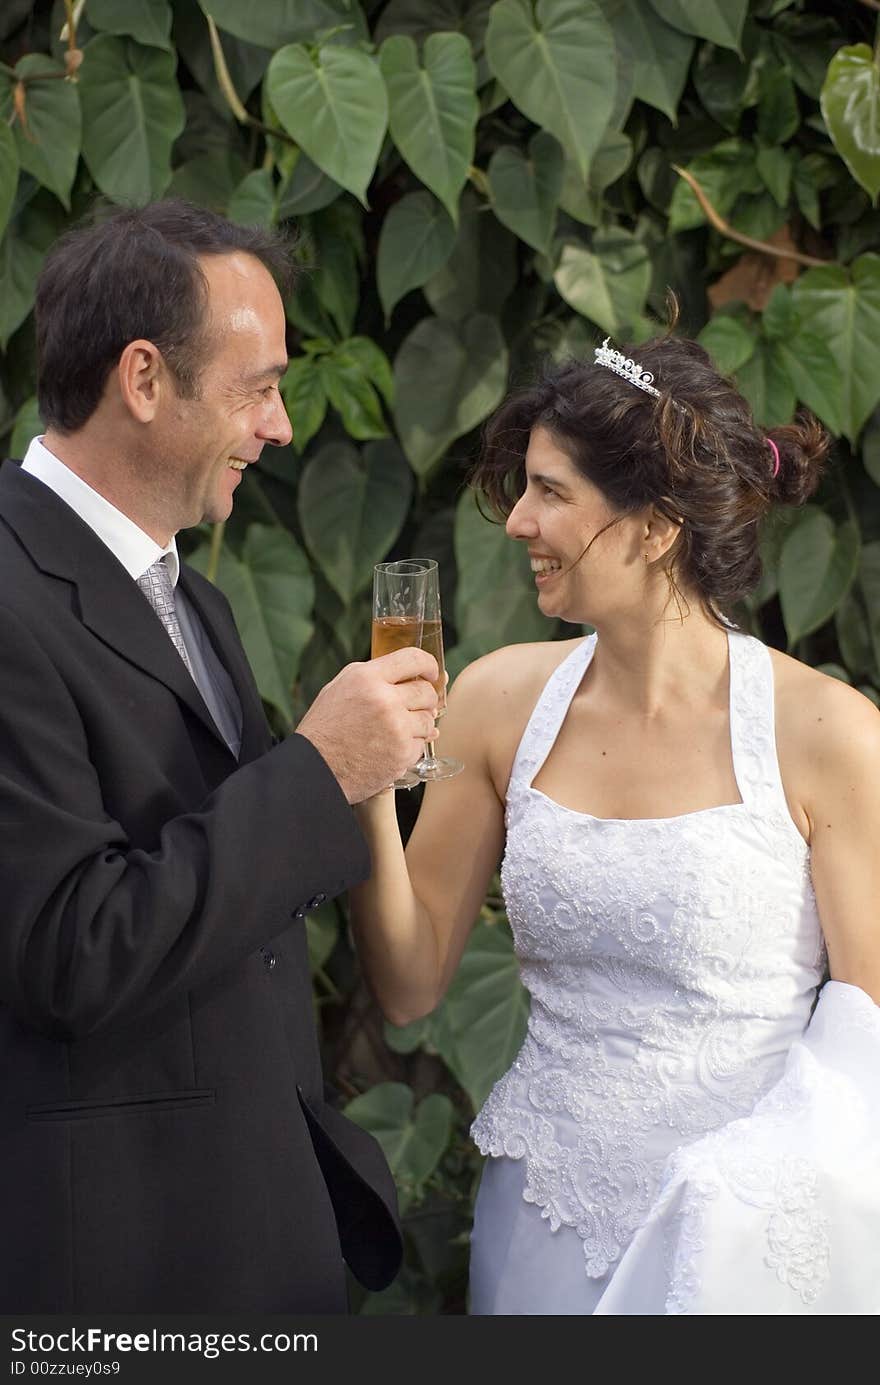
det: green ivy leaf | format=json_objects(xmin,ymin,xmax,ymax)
[
  {"xmin": 667, "ymin": 139, "xmax": 762, "ymax": 233},
  {"xmin": 755, "ymin": 145, "xmax": 793, "ymax": 207},
  {"xmin": 605, "ymin": 0, "xmax": 694, "ymax": 123},
  {"xmin": 697, "ymin": 313, "xmax": 757, "ymax": 374},
  {"xmin": 318, "ymin": 352, "xmax": 388, "ymax": 440},
  {"xmin": 343, "ymin": 1084, "xmax": 454, "ymax": 1211},
  {"xmin": 188, "ymin": 523, "xmax": 314, "ymax": 724},
  {"xmin": 453, "ymin": 490, "xmax": 548, "ymax": 655},
  {"xmin": 488, "ymin": 130, "xmax": 562, "ymax": 256},
  {"xmin": 735, "ymin": 338, "xmax": 796, "ymax": 426},
  {"xmin": 267, "ymin": 43, "xmax": 388, "ymax": 207},
  {"xmin": 429, "ymin": 917, "xmax": 529, "ymax": 1112},
  {"xmin": 778, "ymin": 510, "xmax": 860, "ymax": 646},
  {"xmin": 859, "ymin": 541, "xmax": 880, "ymax": 678},
  {"xmin": 277, "ymin": 151, "xmax": 343, "ymax": 219},
  {"xmin": 305, "ymin": 900, "xmax": 339, "ymax": 973},
  {"xmin": 791, "ymin": 255, "xmax": 880, "ymax": 443},
  {"xmin": 168, "ymin": 148, "xmax": 250, "ymax": 211},
  {"xmin": 393, "ymin": 312, "xmax": 508, "ymax": 476},
  {"xmin": 647, "ymin": 0, "xmax": 748, "ymax": 53},
  {"xmin": 380, "ymin": 32, "xmax": 478, "ymax": 226},
  {"xmin": 298, "ymin": 439, "xmax": 413, "ymax": 603},
  {"xmin": 377, "ymin": 191, "xmax": 456, "ymax": 322},
  {"xmin": 553, "ymin": 230, "xmax": 651, "ymax": 337},
  {"xmin": 422, "ymin": 190, "xmax": 517, "ymax": 322},
  {"xmin": 774, "ymin": 332, "xmax": 844, "ymax": 437},
  {"xmin": 558, "ymin": 128, "xmax": 632, "ymax": 227},
  {"xmin": 200, "ymin": 0, "xmax": 368, "ymax": 49},
  {"xmin": 485, "ymin": 0, "xmax": 616, "ymax": 182},
  {"xmin": 821, "ymin": 44, "xmax": 880, "ymax": 205},
  {"xmin": 79, "ymin": 36, "xmax": 185, "ymax": 204},
  {"xmin": 9, "ymin": 394, "xmax": 42, "ymax": 460},
  {"xmin": 0, "ymin": 56, "xmax": 81, "ymax": 209},
  {"xmin": 757, "ymin": 63, "xmax": 800, "ymax": 144},
  {"xmin": 87, "ymin": 0, "xmax": 173, "ymax": 50},
  {"xmin": 227, "ymin": 168, "xmax": 277, "ymax": 227},
  {"xmin": 0, "ymin": 122, "xmax": 18, "ymax": 242},
  {"xmin": 341, "ymin": 337, "xmax": 394, "ymax": 407},
  {"xmin": 0, "ymin": 195, "xmax": 62, "ymax": 350}
]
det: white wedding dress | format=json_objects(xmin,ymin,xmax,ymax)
[{"xmin": 469, "ymin": 630, "xmax": 880, "ymax": 1314}]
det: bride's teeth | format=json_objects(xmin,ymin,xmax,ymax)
[{"xmin": 229, "ymin": 459, "xmax": 247, "ymax": 470}]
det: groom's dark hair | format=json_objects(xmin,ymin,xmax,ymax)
[{"xmin": 35, "ymin": 198, "xmax": 296, "ymax": 433}]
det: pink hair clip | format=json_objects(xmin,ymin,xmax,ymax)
[{"xmin": 767, "ymin": 438, "xmax": 780, "ymax": 478}]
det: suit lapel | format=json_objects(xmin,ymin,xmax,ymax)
[
  {"xmin": 0, "ymin": 461, "xmax": 228, "ymax": 749},
  {"xmin": 177, "ymin": 565, "xmax": 273, "ymax": 763}
]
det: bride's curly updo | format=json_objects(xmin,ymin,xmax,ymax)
[{"xmin": 472, "ymin": 330, "xmax": 830, "ymax": 622}]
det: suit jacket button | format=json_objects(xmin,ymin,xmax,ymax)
[
  {"xmin": 307, "ymin": 893, "xmax": 326, "ymax": 910},
  {"xmin": 292, "ymin": 908, "xmax": 305, "ymax": 921},
  {"xmin": 261, "ymin": 948, "xmax": 276, "ymax": 970}
]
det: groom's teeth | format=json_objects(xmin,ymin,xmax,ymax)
[{"xmin": 530, "ymin": 558, "xmax": 561, "ymax": 573}]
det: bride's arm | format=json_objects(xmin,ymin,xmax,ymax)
[
  {"xmin": 348, "ymin": 652, "xmax": 510, "ymax": 1027},
  {"xmin": 802, "ymin": 678, "xmax": 880, "ymax": 1004}
]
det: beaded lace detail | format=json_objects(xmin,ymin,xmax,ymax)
[{"xmin": 470, "ymin": 631, "xmax": 825, "ymax": 1281}]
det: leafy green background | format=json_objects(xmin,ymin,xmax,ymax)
[{"xmin": 2, "ymin": 0, "xmax": 879, "ymax": 1313}]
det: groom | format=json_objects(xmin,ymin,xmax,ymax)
[{"xmin": 0, "ymin": 200, "xmax": 438, "ymax": 1311}]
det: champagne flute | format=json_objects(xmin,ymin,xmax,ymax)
[
  {"xmin": 408, "ymin": 559, "xmax": 463, "ymax": 782},
  {"xmin": 371, "ymin": 560, "xmax": 429, "ymax": 790}
]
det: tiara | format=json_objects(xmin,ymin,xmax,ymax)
[{"xmin": 594, "ymin": 337, "xmax": 661, "ymax": 398}]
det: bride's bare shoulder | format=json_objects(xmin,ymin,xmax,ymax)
[{"xmin": 449, "ymin": 637, "xmax": 585, "ymax": 712}]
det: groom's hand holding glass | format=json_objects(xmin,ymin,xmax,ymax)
[{"xmin": 295, "ymin": 647, "xmax": 439, "ymax": 803}]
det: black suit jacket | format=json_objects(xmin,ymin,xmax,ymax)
[{"xmin": 0, "ymin": 460, "xmax": 401, "ymax": 1312}]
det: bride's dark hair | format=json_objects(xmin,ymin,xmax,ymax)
[{"xmin": 471, "ymin": 325, "xmax": 829, "ymax": 624}]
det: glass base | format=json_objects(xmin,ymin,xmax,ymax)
[
  {"xmin": 392, "ymin": 770, "xmax": 422, "ymax": 790},
  {"xmin": 414, "ymin": 755, "xmax": 464, "ymax": 782}
]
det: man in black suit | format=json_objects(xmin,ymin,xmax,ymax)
[{"xmin": 0, "ymin": 200, "xmax": 438, "ymax": 1312}]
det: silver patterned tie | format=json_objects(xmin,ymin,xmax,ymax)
[{"xmin": 136, "ymin": 556, "xmax": 195, "ymax": 677}]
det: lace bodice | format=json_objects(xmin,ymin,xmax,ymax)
[{"xmin": 471, "ymin": 631, "xmax": 826, "ymax": 1280}]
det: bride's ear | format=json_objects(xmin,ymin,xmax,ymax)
[{"xmin": 642, "ymin": 507, "xmax": 683, "ymax": 565}]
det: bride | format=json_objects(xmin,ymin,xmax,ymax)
[{"xmin": 348, "ymin": 331, "xmax": 880, "ymax": 1314}]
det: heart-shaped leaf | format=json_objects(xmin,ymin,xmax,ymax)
[
  {"xmin": 200, "ymin": 0, "xmax": 368, "ymax": 49},
  {"xmin": 821, "ymin": 44, "xmax": 880, "ymax": 205},
  {"xmin": 0, "ymin": 122, "xmax": 18, "ymax": 242},
  {"xmin": 647, "ymin": 0, "xmax": 748, "ymax": 53},
  {"xmin": 422, "ymin": 189, "xmax": 517, "ymax": 321},
  {"xmin": 488, "ymin": 130, "xmax": 562, "ymax": 255},
  {"xmin": 0, "ymin": 195, "xmax": 63, "ymax": 350},
  {"xmin": 377, "ymin": 191, "xmax": 455, "ymax": 322},
  {"xmin": 453, "ymin": 490, "xmax": 549, "ymax": 656},
  {"xmin": 553, "ymin": 230, "xmax": 651, "ymax": 336},
  {"xmin": 485, "ymin": 0, "xmax": 616, "ymax": 181},
  {"xmin": 267, "ymin": 43, "xmax": 387, "ymax": 207},
  {"xmin": 87, "ymin": 0, "xmax": 173, "ymax": 50},
  {"xmin": 735, "ymin": 338, "xmax": 796, "ymax": 427},
  {"xmin": 697, "ymin": 313, "xmax": 757, "ymax": 375},
  {"xmin": 433, "ymin": 918, "xmax": 529, "ymax": 1112},
  {"xmin": 393, "ymin": 312, "xmax": 508, "ymax": 475},
  {"xmin": 299, "ymin": 439, "xmax": 412, "ymax": 602},
  {"xmin": 282, "ymin": 356, "xmax": 329, "ymax": 454},
  {"xmin": 380, "ymin": 32, "xmax": 478, "ymax": 225},
  {"xmin": 779, "ymin": 510, "xmax": 860, "ymax": 646},
  {"xmin": 9, "ymin": 394, "xmax": 42, "ymax": 460},
  {"xmin": 791, "ymin": 255, "xmax": 880, "ymax": 443},
  {"xmin": 189, "ymin": 523, "xmax": 314, "ymax": 723},
  {"xmin": 168, "ymin": 148, "xmax": 250, "ymax": 211},
  {"xmin": 79, "ymin": 35, "xmax": 185, "ymax": 204},
  {"xmin": 343, "ymin": 1083, "xmax": 454, "ymax": 1210},
  {"xmin": 606, "ymin": 0, "xmax": 694, "ymax": 123},
  {"xmin": 0, "ymin": 56, "xmax": 81, "ymax": 209},
  {"xmin": 227, "ymin": 168, "xmax": 277, "ymax": 226}
]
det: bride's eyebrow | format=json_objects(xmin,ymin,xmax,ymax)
[{"xmin": 527, "ymin": 469, "xmax": 571, "ymax": 492}]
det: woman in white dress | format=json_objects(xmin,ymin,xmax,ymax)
[{"xmin": 348, "ymin": 333, "xmax": 880, "ymax": 1314}]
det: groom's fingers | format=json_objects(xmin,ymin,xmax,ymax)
[{"xmin": 374, "ymin": 647, "xmax": 439, "ymax": 690}]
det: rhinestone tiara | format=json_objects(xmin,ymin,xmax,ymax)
[{"xmin": 594, "ymin": 337, "xmax": 661, "ymax": 398}]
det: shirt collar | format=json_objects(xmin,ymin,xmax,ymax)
[{"xmin": 20, "ymin": 436, "xmax": 180, "ymax": 584}]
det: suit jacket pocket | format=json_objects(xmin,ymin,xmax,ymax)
[{"xmin": 27, "ymin": 1089, "xmax": 215, "ymax": 1121}]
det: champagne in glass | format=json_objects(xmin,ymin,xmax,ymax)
[
  {"xmin": 371, "ymin": 561, "xmax": 429, "ymax": 790},
  {"xmin": 408, "ymin": 559, "xmax": 463, "ymax": 781}
]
